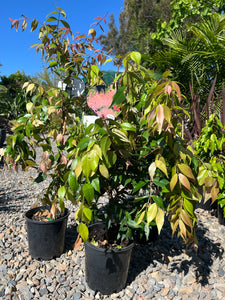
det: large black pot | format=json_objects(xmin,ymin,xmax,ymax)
[
  {"xmin": 85, "ymin": 223, "xmax": 134, "ymax": 295},
  {"xmin": 25, "ymin": 206, "xmax": 69, "ymax": 260}
]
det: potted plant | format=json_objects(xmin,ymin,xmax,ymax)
[
  {"xmin": 72, "ymin": 53, "xmax": 217, "ymax": 294},
  {"xmin": 6, "ymin": 8, "xmax": 108, "ymax": 259}
]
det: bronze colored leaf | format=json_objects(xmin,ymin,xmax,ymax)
[
  {"xmin": 178, "ymin": 173, "xmax": 191, "ymax": 191},
  {"xmin": 74, "ymin": 235, "xmax": 82, "ymax": 250},
  {"xmin": 156, "ymin": 104, "xmax": 164, "ymax": 134},
  {"xmin": 180, "ymin": 210, "xmax": 193, "ymax": 228},
  {"xmin": 178, "ymin": 219, "xmax": 187, "ymax": 239},
  {"xmin": 178, "ymin": 164, "xmax": 195, "ymax": 180},
  {"xmin": 211, "ymin": 186, "xmax": 219, "ymax": 204}
]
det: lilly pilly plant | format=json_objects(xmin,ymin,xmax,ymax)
[
  {"xmin": 73, "ymin": 52, "xmax": 216, "ymax": 247},
  {"xmin": 195, "ymin": 115, "xmax": 224, "ymax": 215},
  {"xmin": 4, "ymin": 8, "xmax": 108, "ymax": 218}
]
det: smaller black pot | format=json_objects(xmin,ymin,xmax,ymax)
[
  {"xmin": 85, "ymin": 223, "xmax": 134, "ymax": 295},
  {"xmin": 25, "ymin": 206, "xmax": 69, "ymax": 260},
  {"xmin": 0, "ymin": 128, "xmax": 6, "ymax": 148},
  {"xmin": 218, "ymin": 204, "xmax": 225, "ymax": 225}
]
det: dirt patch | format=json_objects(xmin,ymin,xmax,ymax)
[{"xmin": 32, "ymin": 207, "xmax": 64, "ymax": 222}]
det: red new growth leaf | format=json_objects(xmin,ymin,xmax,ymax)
[{"xmin": 64, "ymin": 28, "xmax": 70, "ymax": 36}]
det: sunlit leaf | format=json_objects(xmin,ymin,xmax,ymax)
[
  {"xmin": 178, "ymin": 164, "xmax": 195, "ymax": 180},
  {"xmin": 147, "ymin": 203, "xmax": 157, "ymax": 224},
  {"xmin": 179, "ymin": 173, "xmax": 191, "ymax": 191},
  {"xmin": 77, "ymin": 223, "xmax": 89, "ymax": 243},
  {"xmin": 170, "ymin": 173, "xmax": 178, "ymax": 191},
  {"xmin": 155, "ymin": 208, "xmax": 164, "ymax": 235}
]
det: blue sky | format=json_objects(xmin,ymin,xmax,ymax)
[{"xmin": 0, "ymin": 0, "xmax": 124, "ymax": 77}]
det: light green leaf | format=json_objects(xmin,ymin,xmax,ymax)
[
  {"xmin": 83, "ymin": 207, "xmax": 92, "ymax": 222},
  {"xmin": 77, "ymin": 223, "xmax": 89, "ymax": 243},
  {"xmin": 136, "ymin": 211, "xmax": 145, "ymax": 226},
  {"xmin": 130, "ymin": 51, "xmax": 141, "ymax": 64},
  {"xmin": 155, "ymin": 158, "xmax": 168, "ymax": 178},
  {"xmin": 155, "ymin": 208, "xmax": 164, "ymax": 235},
  {"xmin": 99, "ymin": 164, "xmax": 109, "ymax": 178},
  {"xmin": 58, "ymin": 186, "xmax": 66, "ymax": 200},
  {"xmin": 170, "ymin": 173, "xmax": 178, "ymax": 191},
  {"xmin": 147, "ymin": 203, "xmax": 157, "ymax": 224}
]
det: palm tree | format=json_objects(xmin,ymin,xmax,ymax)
[
  {"xmin": 151, "ymin": 13, "xmax": 225, "ymax": 99},
  {"xmin": 151, "ymin": 13, "xmax": 225, "ymax": 137}
]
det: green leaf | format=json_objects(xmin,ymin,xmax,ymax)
[
  {"xmin": 91, "ymin": 177, "xmax": 100, "ymax": 193},
  {"xmin": 82, "ymin": 184, "xmax": 94, "ymax": 205},
  {"xmin": 120, "ymin": 122, "xmax": 136, "ymax": 132},
  {"xmin": 25, "ymin": 160, "xmax": 37, "ymax": 166},
  {"xmin": 152, "ymin": 195, "xmax": 165, "ymax": 210},
  {"xmin": 153, "ymin": 177, "xmax": 169, "ymax": 188},
  {"xmin": 133, "ymin": 180, "xmax": 148, "ymax": 194},
  {"xmin": 88, "ymin": 150, "xmax": 99, "ymax": 172},
  {"xmin": 46, "ymin": 17, "xmax": 57, "ymax": 22},
  {"xmin": 60, "ymin": 20, "xmax": 70, "ymax": 28},
  {"xmin": 111, "ymin": 86, "xmax": 126, "ymax": 106},
  {"xmin": 77, "ymin": 223, "xmax": 89, "ymax": 243},
  {"xmin": 31, "ymin": 19, "xmax": 38, "ymax": 32},
  {"xmin": 58, "ymin": 186, "xmax": 66, "ymax": 200},
  {"xmin": 130, "ymin": 51, "xmax": 141, "ymax": 64},
  {"xmin": 83, "ymin": 207, "xmax": 92, "ymax": 222},
  {"xmin": 49, "ymin": 61, "xmax": 58, "ymax": 68},
  {"xmin": 68, "ymin": 172, "xmax": 78, "ymax": 192},
  {"xmin": 78, "ymin": 137, "xmax": 93, "ymax": 151},
  {"xmin": 81, "ymin": 155, "xmax": 91, "ymax": 178},
  {"xmin": 33, "ymin": 172, "xmax": 47, "ymax": 183},
  {"xmin": 25, "ymin": 120, "xmax": 31, "ymax": 137}
]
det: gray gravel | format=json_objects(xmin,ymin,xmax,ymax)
[{"xmin": 0, "ymin": 155, "xmax": 225, "ymax": 300}]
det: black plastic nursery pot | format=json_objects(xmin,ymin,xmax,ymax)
[
  {"xmin": 85, "ymin": 223, "xmax": 134, "ymax": 295},
  {"xmin": 218, "ymin": 204, "xmax": 225, "ymax": 225},
  {"xmin": 24, "ymin": 206, "xmax": 69, "ymax": 260},
  {"xmin": 0, "ymin": 128, "xmax": 6, "ymax": 148}
]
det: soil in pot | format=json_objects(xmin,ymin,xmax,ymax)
[
  {"xmin": 25, "ymin": 205, "xmax": 69, "ymax": 260},
  {"xmin": 85, "ymin": 223, "xmax": 134, "ymax": 295}
]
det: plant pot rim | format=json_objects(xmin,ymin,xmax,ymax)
[
  {"xmin": 24, "ymin": 205, "xmax": 69, "ymax": 225},
  {"xmin": 86, "ymin": 222, "xmax": 134, "ymax": 253}
]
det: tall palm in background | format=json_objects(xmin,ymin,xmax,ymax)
[{"xmin": 151, "ymin": 13, "xmax": 225, "ymax": 136}]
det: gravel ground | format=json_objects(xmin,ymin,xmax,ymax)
[{"xmin": 0, "ymin": 151, "xmax": 225, "ymax": 300}]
